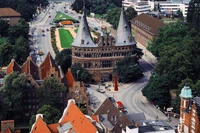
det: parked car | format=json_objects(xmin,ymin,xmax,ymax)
[
  {"xmin": 46, "ymin": 28, "xmax": 49, "ymax": 31},
  {"xmin": 94, "ymin": 27, "xmax": 98, "ymax": 31},
  {"xmin": 42, "ymin": 34, "xmax": 45, "ymax": 37},
  {"xmin": 108, "ymin": 97, "xmax": 116, "ymax": 103},
  {"xmin": 96, "ymin": 88, "xmax": 105, "ymax": 93},
  {"xmin": 42, "ymin": 29, "xmax": 45, "ymax": 32},
  {"xmin": 115, "ymin": 101, "xmax": 125, "ymax": 110},
  {"xmin": 84, "ymin": 84, "xmax": 90, "ymax": 87}
]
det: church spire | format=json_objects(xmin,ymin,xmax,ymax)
[
  {"xmin": 71, "ymin": 1, "xmax": 96, "ymax": 47},
  {"xmin": 115, "ymin": 6, "xmax": 137, "ymax": 46}
]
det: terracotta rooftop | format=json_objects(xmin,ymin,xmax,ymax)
[
  {"xmin": 40, "ymin": 52, "xmax": 60, "ymax": 80},
  {"xmin": 59, "ymin": 100, "xmax": 97, "ymax": 133},
  {"xmin": 21, "ymin": 56, "xmax": 40, "ymax": 80},
  {"xmin": 131, "ymin": 13, "xmax": 164, "ymax": 35},
  {"xmin": 6, "ymin": 59, "xmax": 21, "ymax": 75},
  {"xmin": 0, "ymin": 8, "xmax": 21, "ymax": 17},
  {"xmin": 65, "ymin": 68, "xmax": 75, "ymax": 88},
  {"xmin": 30, "ymin": 115, "xmax": 51, "ymax": 133}
]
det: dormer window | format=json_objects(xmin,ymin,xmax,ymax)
[
  {"xmin": 125, "ymin": 25, "xmax": 127, "ymax": 28},
  {"xmin": 83, "ymin": 27, "xmax": 85, "ymax": 30},
  {"xmin": 124, "ymin": 40, "xmax": 126, "ymax": 43}
]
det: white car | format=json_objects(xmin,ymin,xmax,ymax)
[{"xmin": 96, "ymin": 88, "xmax": 105, "ymax": 93}]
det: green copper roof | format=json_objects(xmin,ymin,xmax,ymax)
[{"xmin": 180, "ymin": 85, "xmax": 193, "ymax": 98}]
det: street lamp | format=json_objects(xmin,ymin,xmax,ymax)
[{"xmin": 77, "ymin": 70, "xmax": 80, "ymax": 81}]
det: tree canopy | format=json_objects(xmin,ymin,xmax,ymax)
[
  {"xmin": 29, "ymin": 105, "xmax": 61, "ymax": 126},
  {"xmin": 55, "ymin": 49, "xmax": 72, "ymax": 74},
  {"xmin": 0, "ymin": 20, "xmax": 9, "ymax": 36},
  {"xmin": 0, "ymin": 0, "xmax": 48, "ymax": 20},
  {"xmin": 0, "ymin": 72, "xmax": 30, "ymax": 120},
  {"xmin": 114, "ymin": 56, "xmax": 143, "ymax": 83},
  {"xmin": 71, "ymin": 63, "xmax": 91, "ymax": 82},
  {"xmin": 38, "ymin": 76, "xmax": 67, "ymax": 109},
  {"xmin": 106, "ymin": 7, "xmax": 137, "ymax": 29}
]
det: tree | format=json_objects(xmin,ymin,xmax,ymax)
[
  {"xmin": 38, "ymin": 76, "xmax": 67, "ymax": 109},
  {"xmin": 0, "ymin": 20, "xmax": 9, "ymax": 36},
  {"xmin": 55, "ymin": 49, "xmax": 72, "ymax": 74},
  {"xmin": 8, "ymin": 18, "xmax": 29, "ymax": 39},
  {"xmin": 114, "ymin": 56, "xmax": 143, "ymax": 83},
  {"xmin": 1, "ymin": 72, "xmax": 30, "ymax": 120},
  {"xmin": 125, "ymin": 7, "xmax": 137, "ymax": 22},
  {"xmin": 29, "ymin": 105, "xmax": 61, "ymax": 126},
  {"xmin": 14, "ymin": 36, "xmax": 30, "ymax": 65},
  {"xmin": 0, "ymin": 42, "xmax": 14, "ymax": 66},
  {"xmin": 187, "ymin": 0, "xmax": 200, "ymax": 31},
  {"xmin": 71, "ymin": 63, "xmax": 91, "ymax": 82},
  {"xmin": 106, "ymin": 7, "xmax": 121, "ymax": 29},
  {"xmin": 148, "ymin": 21, "xmax": 187, "ymax": 57},
  {"xmin": 142, "ymin": 75, "xmax": 171, "ymax": 109}
]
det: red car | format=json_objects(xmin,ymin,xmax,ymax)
[{"xmin": 115, "ymin": 101, "xmax": 125, "ymax": 110}]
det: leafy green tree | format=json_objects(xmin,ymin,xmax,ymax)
[
  {"xmin": 8, "ymin": 18, "xmax": 29, "ymax": 39},
  {"xmin": 29, "ymin": 105, "xmax": 61, "ymax": 126},
  {"xmin": 38, "ymin": 76, "xmax": 67, "ymax": 109},
  {"xmin": 193, "ymin": 80, "xmax": 200, "ymax": 96},
  {"xmin": 187, "ymin": 0, "xmax": 200, "ymax": 31},
  {"xmin": 0, "ymin": 92, "xmax": 9, "ymax": 120},
  {"xmin": 71, "ymin": 63, "xmax": 91, "ymax": 82},
  {"xmin": 1, "ymin": 72, "xmax": 30, "ymax": 120},
  {"xmin": 114, "ymin": 56, "xmax": 143, "ymax": 83},
  {"xmin": 0, "ymin": 42, "xmax": 14, "ymax": 66},
  {"xmin": 0, "ymin": 20, "xmax": 9, "ymax": 36},
  {"xmin": 177, "ymin": 9, "xmax": 184, "ymax": 21},
  {"xmin": 148, "ymin": 21, "xmax": 187, "ymax": 57},
  {"xmin": 142, "ymin": 75, "xmax": 171, "ymax": 109},
  {"xmin": 14, "ymin": 36, "xmax": 30, "ymax": 65},
  {"xmin": 55, "ymin": 49, "xmax": 72, "ymax": 74},
  {"xmin": 106, "ymin": 7, "xmax": 121, "ymax": 29},
  {"xmin": 93, "ymin": 4, "xmax": 107, "ymax": 14},
  {"xmin": 125, "ymin": 7, "xmax": 137, "ymax": 22}
]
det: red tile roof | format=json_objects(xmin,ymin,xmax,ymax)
[
  {"xmin": 40, "ymin": 52, "xmax": 60, "ymax": 80},
  {"xmin": 0, "ymin": 8, "xmax": 21, "ymax": 17},
  {"xmin": 47, "ymin": 123, "xmax": 60, "ymax": 133},
  {"xmin": 21, "ymin": 56, "xmax": 40, "ymax": 80},
  {"xmin": 65, "ymin": 68, "xmax": 75, "ymax": 88},
  {"xmin": 6, "ymin": 59, "xmax": 21, "ymax": 74},
  {"xmin": 59, "ymin": 100, "xmax": 97, "ymax": 133},
  {"xmin": 131, "ymin": 13, "xmax": 164, "ymax": 35},
  {"xmin": 30, "ymin": 115, "xmax": 51, "ymax": 133}
]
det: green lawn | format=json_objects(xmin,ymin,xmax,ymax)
[
  {"xmin": 0, "ymin": 37, "xmax": 8, "ymax": 44},
  {"xmin": 53, "ymin": 11, "xmax": 76, "ymax": 23},
  {"xmin": 59, "ymin": 28, "xmax": 74, "ymax": 48}
]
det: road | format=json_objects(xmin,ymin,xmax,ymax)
[{"xmin": 29, "ymin": 1, "xmax": 178, "ymax": 125}]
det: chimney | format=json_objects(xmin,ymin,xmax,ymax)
[
  {"xmin": 128, "ymin": 35, "xmax": 132, "ymax": 42},
  {"xmin": 1, "ymin": 120, "xmax": 15, "ymax": 133},
  {"xmin": 81, "ymin": 39, "xmax": 84, "ymax": 44}
]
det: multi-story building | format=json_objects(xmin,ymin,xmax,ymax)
[
  {"xmin": 6, "ymin": 53, "xmax": 67, "ymax": 118},
  {"xmin": 131, "ymin": 13, "xmax": 164, "ymax": 47},
  {"xmin": 178, "ymin": 84, "xmax": 200, "ymax": 133},
  {"xmin": 0, "ymin": 8, "xmax": 21, "ymax": 26},
  {"xmin": 71, "ymin": 7, "xmax": 139, "ymax": 82},
  {"xmin": 134, "ymin": 2, "xmax": 152, "ymax": 15},
  {"xmin": 149, "ymin": 0, "xmax": 190, "ymax": 17}
]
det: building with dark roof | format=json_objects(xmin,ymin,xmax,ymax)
[
  {"xmin": 178, "ymin": 84, "xmax": 200, "ymax": 133},
  {"xmin": 71, "ymin": 7, "xmax": 139, "ymax": 82},
  {"xmin": 94, "ymin": 98, "xmax": 133, "ymax": 133},
  {"xmin": 0, "ymin": 8, "xmax": 21, "ymax": 26},
  {"xmin": 131, "ymin": 13, "xmax": 164, "ymax": 47}
]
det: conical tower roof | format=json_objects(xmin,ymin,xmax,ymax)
[
  {"xmin": 115, "ymin": 7, "xmax": 137, "ymax": 46},
  {"xmin": 71, "ymin": 7, "xmax": 96, "ymax": 47},
  {"xmin": 180, "ymin": 84, "xmax": 193, "ymax": 99}
]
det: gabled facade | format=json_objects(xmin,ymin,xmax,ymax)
[
  {"xmin": 0, "ymin": 120, "xmax": 20, "ymax": 133},
  {"xmin": 0, "ymin": 8, "xmax": 21, "ymax": 26},
  {"xmin": 71, "ymin": 6, "xmax": 139, "ymax": 82},
  {"xmin": 178, "ymin": 84, "xmax": 200, "ymax": 133},
  {"xmin": 5, "ymin": 53, "xmax": 67, "ymax": 118},
  {"xmin": 30, "ymin": 99, "xmax": 97, "ymax": 133},
  {"xmin": 94, "ymin": 98, "xmax": 133, "ymax": 133}
]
